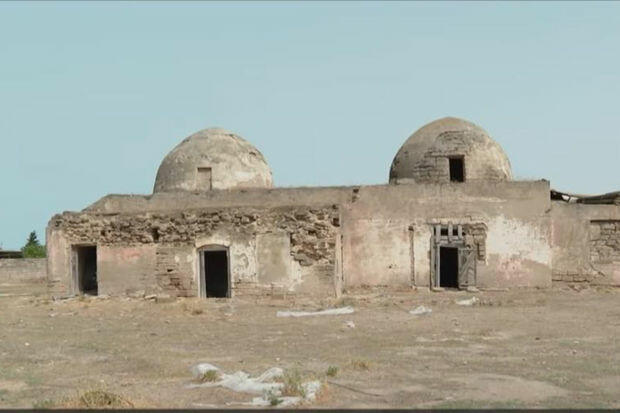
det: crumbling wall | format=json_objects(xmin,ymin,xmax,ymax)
[
  {"xmin": 551, "ymin": 203, "xmax": 620, "ymax": 285},
  {"xmin": 0, "ymin": 258, "xmax": 46, "ymax": 283},
  {"xmin": 47, "ymin": 205, "xmax": 340, "ymax": 297},
  {"xmin": 590, "ymin": 221, "xmax": 620, "ymax": 263}
]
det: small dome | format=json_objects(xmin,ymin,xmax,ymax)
[
  {"xmin": 154, "ymin": 128, "xmax": 273, "ymax": 193},
  {"xmin": 389, "ymin": 117, "xmax": 512, "ymax": 184}
]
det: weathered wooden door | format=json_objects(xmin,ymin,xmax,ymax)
[{"xmin": 458, "ymin": 246, "xmax": 476, "ymax": 289}]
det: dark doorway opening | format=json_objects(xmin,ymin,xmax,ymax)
[
  {"xmin": 202, "ymin": 249, "xmax": 229, "ymax": 298},
  {"xmin": 449, "ymin": 157, "xmax": 464, "ymax": 182},
  {"xmin": 75, "ymin": 246, "xmax": 97, "ymax": 295},
  {"xmin": 439, "ymin": 246, "xmax": 459, "ymax": 288}
]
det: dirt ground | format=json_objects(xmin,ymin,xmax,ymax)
[{"xmin": 0, "ymin": 282, "xmax": 619, "ymax": 409}]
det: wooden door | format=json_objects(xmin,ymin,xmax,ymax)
[{"xmin": 458, "ymin": 246, "xmax": 476, "ymax": 289}]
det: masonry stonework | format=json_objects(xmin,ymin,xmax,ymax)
[
  {"xmin": 48, "ymin": 205, "xmax": 340, "ymax": 296},
  {"xmin": 590, "ymin": 221, "xmax": 620, "ymax": 264},
  {"xmin": 45, "ymin": 118, "xmax": 620, "ymax": 297}
]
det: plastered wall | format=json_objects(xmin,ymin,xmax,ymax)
[
  {"xmin": 551, "ymin": 202, "xmax": 620, "ymax": 285},
  {"xmin": 341, "ymin": 181, "xmax": 552, "ymax": 288},
  {"xmin": 0, "ymin": 258, "xmax": 46, "ymax": 283},
  {"xmin": 47, "ymin": 179, "xmax": 570, "ymax": 295}
]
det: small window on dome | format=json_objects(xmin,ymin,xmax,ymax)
[
  {"xmin": 449, "ymin": 157, "xmax": 464, "ymax": 182},
  {"xmin": 196, "ymin": 167, "xmax": 212, "ymax": 190}
]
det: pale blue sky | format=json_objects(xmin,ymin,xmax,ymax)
[{"xmin": 1, "ymin": 2, "xmax": 619, "ymax": 249}]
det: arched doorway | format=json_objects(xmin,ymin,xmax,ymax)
[{"xmin": 198, "ymin": 245, "xmax": 230, "ymax": 298}]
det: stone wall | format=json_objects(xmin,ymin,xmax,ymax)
[
  {"xmin": 551, "ymin": 203, "xmax": 620, "ymax": 285},
  {"xmin": 389, "ymin": 118, "xmax": 512, "ymax": 185},
  {"xmin": 47, "ymin": 205, "xmax": 340, "ymax": 297},
  {"xmin": 49, "ymin": 180, "xmax": 557, "ymax": 294},
  {"xmin": 402, "ymin": 130, "xmax": 511, "ymax": 184},
  {"xmin": 0, "ymin": 258, "xmax": 47, "ymax": 282},
  {"xmin": 590, "ymin": 220, "xmax": 620, "ymax": 264}
]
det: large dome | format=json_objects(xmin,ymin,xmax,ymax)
[
  {"xmin": 389, "ymin": 117, "xmax": 512, "ymax": 184},
  {"xmin": 153, "ymin": 128, "xmax": 273, "ymax": 193}
]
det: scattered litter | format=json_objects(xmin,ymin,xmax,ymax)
[
  {"xmin": 190, "ymin": 363, "xmax": 220, "ymax": 379},
  {"xmin": 188, "ymin": 364, "xmax": 283, "ymax": 394},
  {"xmin": 188, "ymin": 363, "xmax": 321, "ymax": 407},
  {"xmin": 409, "ymin": 305, "xmax": 432, "ymax": 316},
  {"xmin": 276, "ymin": 306, "xmax": 354, "ymax": 318},
  {"xmin": 248, "ymin": 380, "xmax": 321, "ymax": 407},
  {"xmin": 191, "ymin": 403, "xmax": 220, "ymax": 408},
  {"xmin": 456, "ymin": 297, "xmax": 479, "ymax": 306},
  {"xmin": 344, "ymin": 320, "xmax": 356, "ymax": 328}
]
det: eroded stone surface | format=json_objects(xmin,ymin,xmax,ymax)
[{"xmin": 389, "ymin": 117, "xmax": 512, "ymax": 184}]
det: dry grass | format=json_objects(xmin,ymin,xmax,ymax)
[
  {"xmin": 180, "ymin": 301, "xmax": 205, "ymax": 316},
  {"xmin": 326, "ymin": 365, "xmax": 339, "ymax": 377},
  {"xmin": 280, "ymin": 369, "xmax": 306, "ymax": 398},
  {"xmin": 313, "ymin": 380, "xmax": 331, "ymax": 404},
  {"xmin": 350, "ymin": 359, "xmax": 371, "ymax": 371},
  {"xmin": 198, "ymin": 369, "xmax": 219, "ymax": 383},
  {"xmin": 35, "ymin": 389, "xmax": 135, "ymax": 409}
]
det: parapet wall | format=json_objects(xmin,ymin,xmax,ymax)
[{"xmin": 0, "ymin": 258, "xmax": 47, "ymax": 282}]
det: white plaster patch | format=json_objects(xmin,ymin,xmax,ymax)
[
  {"xmin": 231, "ymin": 240, "xmax": 257, "ymax": 283},
  {"xmin": 413, "ymin": 226, "xmax": 432, "ymax": 286},
  {"xmin": 288, "ymin": 260, "xmax": 302, "ymax": 292},
  {"xmin": 194, "ymin": 234, "xmax": 257, "ymax": 284},
  {"xmin": 486, "ymin": 216, "xmax": 550, "ymax": 265},
  {"xmin": 276, "ymin": 306, "xmax": 354, "ymax": 317}
]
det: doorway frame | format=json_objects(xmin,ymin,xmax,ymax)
[
  {"xmin": 71, "ymin": 244, "xmax": 98, "ymax": 295},
  {"xmin": 197, "ymin": 244, "xmax": 231, "ymax": 298},
  {"xmin": 430, "ymin": 224, "xmax": 477, "ymax": 289},
  {"xmin": 437, "ymin": 244, "xmax": 461, "ymax": 288}
]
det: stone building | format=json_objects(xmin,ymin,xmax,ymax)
[{"xmin": 46, "ymin": 117, "xmax": 620, "ymax": 297}]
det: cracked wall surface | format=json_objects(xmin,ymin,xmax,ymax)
[
  {"xmin": 389, "ymin": 117, "xmax": 512, "ymax": 185},
  {"xmin": 551, "ymin": 203, "xmax": 620, "ymax": 285},
  {"xmin": 590, "ymin": 221, "xmax": 620, "ymax": 264},
  {"xmin": 47, "ymin": 205, "xmax": 340, "ymax": 297},
  {"xmin": 44, "ymin": 179, "xmax": 620, "ymax": 295}
]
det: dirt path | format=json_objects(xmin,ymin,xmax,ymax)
[{"xmin": 0, "ymin": 283, "xmax": 618, "ymax": 408}]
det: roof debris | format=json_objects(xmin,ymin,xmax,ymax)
[{"xmin": 551, "ymin": 189, "xmax": 620, "ymax": 205}]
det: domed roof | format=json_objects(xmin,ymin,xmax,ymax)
[
  {"xmin": 153, "ymin": 128, "xmax": 273, "ymax": 193},
  {"xmin": 389, "ymin": 117, "xmax": 512, "ymax": 184}
]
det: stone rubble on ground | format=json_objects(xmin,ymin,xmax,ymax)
[
  {"xmin": 409, "ymin": 305, "xmax": 432, "ymax": 316},
  {"xmin": 276, "ymin": 306, "xmax": 354, "ymax": 317},
  {"xmin": 455, "ymin": 297, "xmax": 479, "ymax": 306}
]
